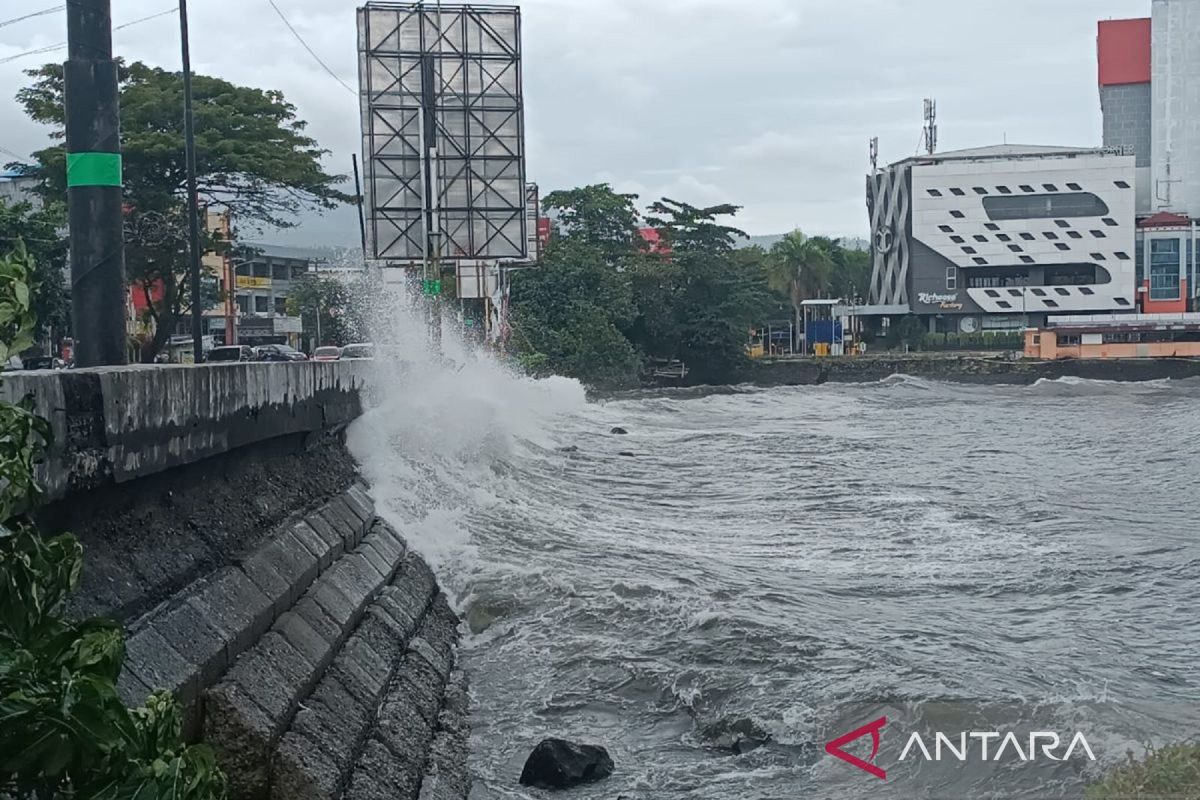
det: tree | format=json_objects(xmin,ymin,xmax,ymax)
[
  {"xmin": 17, "ymin": 61, "xmax": 352, "ymax": 361},
  {"xmin": 634, "ymin": 199, "xmax": 762, "ymax": 383},
  {"xmin": 766, "ymin": 231, "xmax": 834, "ymax": 351},
  {"xmin": 286, "ymin": 275, "xmax": 361, "ymax": 350},
  {"xmin": 510, "ymin": 236, "xmax": 640, "ymax": 388},
  {"xmin": 541, "ymin": 184, "xmax": 643, "ymax": 264},
  {"xmin": 0, "ymin": 199, "xmax": 69, "ymax": 348}
]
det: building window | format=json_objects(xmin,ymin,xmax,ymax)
[
  {"xmin": 1115, "ymin": 180, "xmax": 1130, "ymax": 189},
  {"xmin": 973, "ymin": 187, "xmax": 988, "ymax": 195},
  {"xmin": 1102, "ymin": 218, "xmax": 1118, "ymax": 226},
  {"xmin": 946, "ymin": 267, "xmax": 957, "ymax": 290},
  {"xmin": 236, "ymin": 262, "xmax": 251, "ymax": 276},
  {"xmin": 1032, "ymin": 334, "xmax": 1041, "ymax": 344},
  {"xmin": 951, "ymin": 235, "xmax": 965, "ymax": 243},
  {"xmin": 1091, "ymin": 253, "xmax": 1106, "ymax": 261},
  {"xmin": 1055, "ymin": 220, "xmax": 1071, "ymax": 228},
  {"xmin": 1067, "ymin": 231, "xmax": 1083, "ymax": 239},
  {"xmin": 1054, "ymin": 288, "xmax": 1070, "ymax": 296},
  {"xmin": 997, "ymin": 301, "xmax": 1012, "ymax": 309},
  {"xmin": 985, "ymin": 223, "xmax": 1000, "ymax": 231},
  {"xmin": 1043, "ymin": 184, "xmax": 1058, "ymax": 192},
  {"xmin": 1020, "ymin": 255, "xmax": 1035, "ymax": 264},
  {"xmin": 1115, "ymin": 251, "xmax": 1130, "ymax": 261},
  {"xmin": 1019, "ymin": 185, "xmax": 1035, "ymax": 193},
  {"xmin": 254, "ymin": 295, "xmax": 269, "ymax": 313},
  {"xmin": 1031, "ymin": 288, "xmax": 1047, "ymax": 297},
  {"xmin": 950, "ymin": 210, "xmax": 965, "ymax": 219},
  {"xmin": 985, "ymin": 289, "xmax": 1001, "ymax": 297},
  {"xmin": 997, "ymin": 233, "xmax": 1011, "ymax": 242},
  {"xmin": 997, "ymin": 186, "xmax": 1012, "ymax": 194},
  {"xmin": 928, "ymin": 189, "xmax": 943, "ymax": 197},
  {"xmin": 983, "ymin": 193, "xmax": 1110, "ymax": 221},
  {"xmin": 1067, "ymin": 183, "xmax": 1082, "ymax": 191},
  {"xmin": 1008, "ymin": 289, "xmax": 1023, "ymax": 297},
  {"xmin": 1043, "ymin": 299, "xmax": 1059, "ymax": 307},
  {"xmin": 1045, "ymin": 232, "xmax": 1059, "ymax": 240},
  {"xmin": 274, "ymin": 296, "xmax": 288, "ymax": 315},
  {"xmin": 939, "ymin": 225, "xmax": 954, "ymax": 233},
  {"xmin": 1091, "ymin": 230, "xmax": 1107, "ymax": 238},
  {"xmin": 974, "ymin": 235, "xmax": 988, "ymax": 242},
  {"xmin": 236, "ymin": 295, "xmax": 250, "ymax": 314},
  {"xmin": 1008, "ymin": 244, "xmax": 1023, "ymax": 252},
  {"xmin": 950, "ymin": 187, "xmax": 966, "ymax": 196},
  {"xmin": 962, "ymin": 246, "xmax": 977, "ymax": 255},
  {"xmin": 1055, "ymin": 243, "xmax": 1071, "ymax": 251},
  {"xmin": 1114, "ymin": 297, "xmax": 1131, "ymax": 305},
  {"xmin": 252, "ymin": 261, "xmax": 270, "ymax": 278},
  {"xmin": 973, "ymin": 257, "xmax": 988, "ymax": 265},
  {"xmin": 1019, "ymin": 233, "xmax": 1034, "ymax": 241},
  {"xmin": 1149, "ymin": 238, "xmax": 1182, "ymax": 300},
  {"xmin": 1080, "ymin": 287, "xmax": 1095, "ymax": 295},
  {"xmin": 291, "ymin": 263, "xmax": 309, "ymax": 280},
  {"xmin": 272, "ymin": 262, "xmax": 289, "ymax": 281}
]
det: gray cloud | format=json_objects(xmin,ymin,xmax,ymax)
[{"xmin": 0, "ymin": 0, "xmax": 1148, "ymax": 245}]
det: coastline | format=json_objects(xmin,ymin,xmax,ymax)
[{"xmin": 666, "ymin": 354, "xmax": 1200, "ymax": 388}]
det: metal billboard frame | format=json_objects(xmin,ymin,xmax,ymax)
[{"xmin": 358, "ymin": 2, "xmax": 527, "ymax": 264}]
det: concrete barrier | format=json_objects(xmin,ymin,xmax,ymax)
[{"xmin": 0, "ymin": 362, "xmax": 368, "ymax": 501}]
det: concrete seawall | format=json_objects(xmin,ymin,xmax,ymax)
[{"xmin": 2, "ymin": 363, "xmax": 468, "ymax": 800}]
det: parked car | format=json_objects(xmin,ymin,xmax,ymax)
[
  {"xmin": 339, "ymin": 343, "xmax": 375, "ymax": 360},
  {"xmin": 255, "ymin": 344, "xmax": 308, "ymax": 362},
  {"xmin": 206, "ymin": 345, "xmax": 256, "ymax": 363},
  {"xmin": 312, "ymin": 346, "xmax": 342, "ymax": 362},
  {"xmin": 22, "ymin": 356, "xmax": 66, "ymax": 370}
]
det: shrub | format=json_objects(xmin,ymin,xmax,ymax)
[
  {"xmin": 0, "ymin": 242, "xmax": 226, "ymax": 799},
  {"xmin": 1086, "ymin": 743, "xmax": 1200, "ymax": 800}
]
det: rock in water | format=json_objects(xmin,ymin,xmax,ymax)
[
  {"xmin": 519, "ymin": 738, "xmax": 614, "ymax": 790},
  {"xmin": 618, "ymin": 451, "xmax": 636, "ymax": 458},
  {"xmin": 610, "ymin": 427, "xmax": 628, "ymax": 435},
  {"xmin": 700, "ymin": 717, "xmax": 771, "ymax": 755}
]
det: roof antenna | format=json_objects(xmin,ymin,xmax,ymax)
[{"xmin": 922, "ymin": 98, "xmax": 937, "ymax": 155}]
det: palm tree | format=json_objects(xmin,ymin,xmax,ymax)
[{"xmin": 766, "ymin": 231, "xmax": 834, "ymax": 352}]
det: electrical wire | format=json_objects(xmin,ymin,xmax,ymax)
[
  {"xmin": 0, "ymin": 5, "xmax": 63, "ymax": 29},
  {"xmin": 0, "ymin": 6, "xmax": 177, "ymax": 65},
  {"xmin": 263, "ymin": 0, "xmax": 355, "ymax": 95}
]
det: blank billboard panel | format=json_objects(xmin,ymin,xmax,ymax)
[{"xmin": 358, "ymin": 2, "xmax": 527, "ymax": 262}]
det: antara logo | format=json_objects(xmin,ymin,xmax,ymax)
[{"xmin": 824, "ymin": 717, "xmax": 1096, "ymax": 780}]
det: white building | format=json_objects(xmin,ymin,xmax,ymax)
[{"xmin": 866, "ymin": 145, "xmax": 1137, "ymax": 332}]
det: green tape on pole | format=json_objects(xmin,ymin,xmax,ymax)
[{"xmin": 66, "ymin": 152, "xmax": 122, "ymax": 187}]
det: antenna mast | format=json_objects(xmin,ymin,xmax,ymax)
[
  {"xmin": 922, "ymin": 98, "xmax": 938, "ymax": 155},
  {"xmin": 869, "ymin": 137, "xmax": 879, "ymax": 171}
]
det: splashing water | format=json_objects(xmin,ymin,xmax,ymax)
[{"xmin": 346, "ymin": 290, "xmax": 1200, "ymax": 799}]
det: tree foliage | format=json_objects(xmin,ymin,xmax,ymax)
[
  {"xmin": 286, "ymin": 274, "xmax": 366, "ymax": 350},
  {"xmin": 0, "ymin": 244, "xmax": 226, "ymax": 799},
  {"xmin": 0, "ymin": 200, "xmax": 69, "ymax": 345},
  {"xmin": 17, "ymin": 61, "xmax": 351, "ymax": 361}
]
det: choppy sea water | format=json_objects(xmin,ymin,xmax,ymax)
[{"xmin": 348, "ymin": 350, "xmax": 1200, "ymax": 800}]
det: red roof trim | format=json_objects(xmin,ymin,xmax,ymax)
[{"xmin": 1138, "ymin": 211, "xmax": 1192, "ymax": 229}]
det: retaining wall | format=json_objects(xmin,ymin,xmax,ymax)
[{"xmin": 1, "ymin": 363, "xmax": 468, "ymax": 800}]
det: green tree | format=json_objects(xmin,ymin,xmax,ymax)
[
  {"xmin": 17, "ymin": 61, "xmax": 352, "ymax": 361},
  {"xmin": 0, "ymin": 198, "xmax": 69, "ymax": 347},
  {"xmin": 634, "ymin": 199, "xmax": 761, "ymax": 383},
  {"xmin": 0, "ymin": 243, "xmax": 225, "ymax": 799},
  {"xmin": 541, "ymin": 184, "xmax": 642, "ymax": 264},
  {"xmin": 286, "ymin": 274, "xmax": 360, "ymax": 350},
  {"xmin": 510, "ymin": 237, "xmax": 640, "ymax": 388},
  {"xmin": 766, "ymin": 230, "xmax": 834, "ymax": 351}
]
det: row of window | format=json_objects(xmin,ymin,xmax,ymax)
[
  {"xmin": 945, "ymin": 230, "xmax": 1110, "ymax": 244},
  {"xmin": 236, "ymin": 261, "xmax": 310, "ymax": 281},
  {"xmin": 235, "ymin": 295, "xmax": 290, "ymax": 315},
  {"xmin": 938, "ymin": 219, "xmax": 1118, "ymax": 235},
  {"xmin": 986, "ymin": 296, "xmax": 1130, "ymax": 311},
  {"xmin": 927, "ymin": 181, "xmax": 1130, "ymax": 198}
]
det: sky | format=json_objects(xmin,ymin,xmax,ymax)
[{"xmin": 0, "ymin": 0, "xmax": 1150, "ymax": 246}]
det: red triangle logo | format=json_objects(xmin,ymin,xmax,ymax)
[{"xmin": 825, "ymin": 716, "xmax": 888, "ymax": 780}]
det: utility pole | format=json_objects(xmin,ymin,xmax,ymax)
[
  {"xmin": 179, "ymin": 0, "xmax": 205, "ymax": 364},
  {"xmin": 64, "ymin": 0, "xmax": 128, "ymax": 366}
]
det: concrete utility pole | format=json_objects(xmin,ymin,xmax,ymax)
[
  {"xmin": 64, "ymin": 0, "xmax": 128, "ymax": 366},
  {"xmin": 179, "ymin": 0, "xmax": 205, "ymax": 364}
]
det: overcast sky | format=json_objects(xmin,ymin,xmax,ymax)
[{"xmin": 0, "ymin": 0, "xmax": 1148, "ymax": 246}]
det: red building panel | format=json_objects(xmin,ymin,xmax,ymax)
[{"xmin": 1097, "ymin": 18, "xmax": 1151, "ymax": 86}]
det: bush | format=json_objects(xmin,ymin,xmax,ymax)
[
  {"xmin": 0, "ymin": 242, "xmax": 226, "ymax": 799},
  {"xmin": 1086, "ymin": 743, "xmax": 1200, "ymax": 799}
]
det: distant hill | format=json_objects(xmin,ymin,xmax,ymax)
[{"xmin": 740, "ymin": 233, "xmax": 868, "ymax": 251}]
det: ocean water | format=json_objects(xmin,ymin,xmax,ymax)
[{"xmin": 346, "ymin": 300, "xmax": 1200, "ymax": 799}]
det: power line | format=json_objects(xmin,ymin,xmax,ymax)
[
  {"xmin": 263, "ymin": 0, "xmax": 355, "ymax": 95},
  {"xmin": 0, "ymin": 6, "xmax": 177, "ymax": 65},
  {"xmin": 0, "ymin": 5, "xmax": 63, "ymax": 30}
]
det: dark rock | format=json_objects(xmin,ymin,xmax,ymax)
[
  {"xmin": 618, "ymin": 451, "xmax": 636, "ymax": 458},
  {"xmin": 700, "ymin": 716, "xmax": 771, "ymax": 755},
  {"xmin": 610, "ymin": 427, "xmax": 628, "ymax": 435},
  {"xmin": 518, "ymin": 738, "xmax": 614, "ymax": 790}
]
